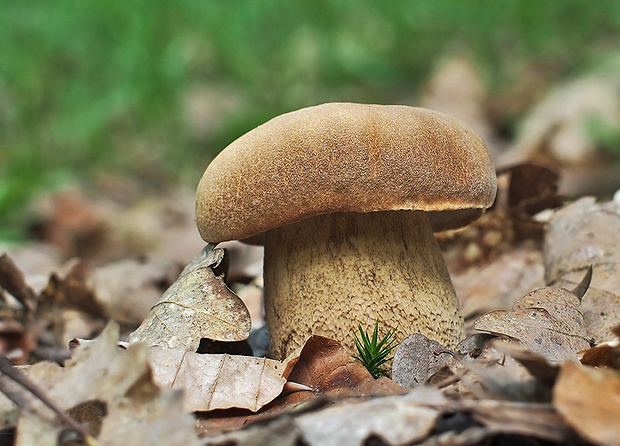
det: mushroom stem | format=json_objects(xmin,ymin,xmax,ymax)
[{"xmin": 264, "ymin": 210, "xmax": 464, "ymax": 359}]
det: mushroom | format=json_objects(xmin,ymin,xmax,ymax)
[{"xmin": 196, "ymin": 103, "xmax": 497, "ymax": 359}]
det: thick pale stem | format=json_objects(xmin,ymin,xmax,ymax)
[{"xmin": 264, "ymin": 210, "xmax": 464, "ymax": 359}]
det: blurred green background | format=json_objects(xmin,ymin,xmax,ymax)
[{"xmin": 1, "ymin": 0, "xmax": 619, "ymax": 238}]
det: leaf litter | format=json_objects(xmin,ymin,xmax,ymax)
[
  {"xmin": 1, "ymin": 181, "xmax": 620, "ymax": 445},
  {"xmin": 128, "ymin": 244, "xmax": 251, "ymax": 350}
]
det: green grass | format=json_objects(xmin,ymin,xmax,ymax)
[
  {"xmin": 1, "ymin": 0, "xmax": 619, "ymax": 238},
  {"xmin": 353, "ymin": 322, "xmax": 398, "ymax": 379}
]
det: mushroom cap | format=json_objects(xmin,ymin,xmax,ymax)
[{"xmin": 196, "ymin": 103, "xmax": 497, "ymax": 243}]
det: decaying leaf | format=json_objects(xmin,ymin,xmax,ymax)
[
  {"xmin": 461, "ymin": 399, "xmax": 570, "ymax": 443},
  {"xmin": 454, "ymin": 244, "xmax": 545, "ymax": 322},
  {"xmin": 0, "ymin": 320, "xmax": 36, "ymax": 364},
  {"xmin": 39, "ymin": 260, "xmax": 105, "ymax": 317},
  {"xmin": 148, "ymin": 346, "xmax": 286, "ymax": 412},
  {"xmin": 553, "ymin": 362, "xmax": 620, "ymax": 446},
  {"xmin": 295, "ymin": 386, "xmax": 443, "ymax": 446},
  {"xmin": 129, "ymin": 245, "xmax": 251, "ymax": 350},
  {"xmin": 195, "ymin": 335, "xmax": 403, "ymax": 438},
  {"xmin": 0, "ymin": 322, "xmax": 199, "ymax": 445},
  {"xmin": 278, "ymin": 335, "xmax": 403, "ymax": 405},
  {"xmin": 97, "ymin": 384, "xmax": 199, "ymax": 446},
  {"xmin": 0, "ymin": 253, "xmax": 37, "ymax": 313},
  {"xmin": 493, "ymin": 341, "xmax": 560, "ymax": 387},
  {"xmin": 392, "ymin": 333, "xmax": 456, "ymax": 388},
  {"xmin": 474, "ymin": 284, "xmax": 590, "ymax": 362},
  {"xmin": 92, "ymin": 257, "xmax": 179, "ymax": 324},
  {"xmin": 205, "ymin": 386, "xmax": 445, "ymax": 446},
  {"xmin": 544, "ymin": 197, "xmax": 620, "ymax": 343}
]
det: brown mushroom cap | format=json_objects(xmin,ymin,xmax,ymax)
[{"xmin": 196, "ymin": 102, "xmax": 497, "ymax": 243}]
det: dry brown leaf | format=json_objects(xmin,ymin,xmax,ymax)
[
  {"xmin": 0, "ymin": 320, "xmax": 36, "ymax": 364},
  {"xmin": 195, "ymin": 335, "xmax": 403, "ymax": 438},
  {"xmin": 92, "ymin": 257, "xmax": 179, "ymax": 324},
  {"xmin": 0, "ymin": 322, "xmax": 199, "ymax": 445},
  {"xmin": 0, "ymin": 253, "xmax": 37, "ymax": 313},
  {"xmin": 148, "ymin": 346, "xmax": 286, "ymax": 412},
  {"xmin": 544, "ymin": 197, "xmax": 620, "ymax": 344},
  {"xmin": 97, "ymin": 383, "xmax": 200, "ymax": 446},
  {"xmin": 269, "ymin": 335, "xmax": 404, "ymax": 410},
  {"xmin": 129, "ymin": 245, "xmax": 251, "ymax": 350},
  {"xmin": 454, "ymin": 244, "xmax": 545, "ymax": 323},
  {"xmin": 500, "ymin": 74, "xmax": 620, "ymax": 169},
  {"xmin": 460, "ymin": 400, "xmax": 570, "ymax": 443},
  {"xmin": 392, "ymin": 333, "xmax": 456, "ymax": 388},
  {"xmin": 553, "ymin": 362, "xmax": 620, "ymax": 446},
  {"xmin": 295, "ymin": 386, "xmax": 443, "ymax": 446},
  {"xmin": 31, "ymin": 189, "xmax": 109, "ymax": 260},
  {"xmin": 474, "ymin": 285, "xmax": 590, "ymax": 362},
  {"xmin": 204, "ymin": 386, "xmax": 444, "ymax": 446},
  {"xmin": 39, "ymin": 260, "xmax": 106, "ymax": 316},
  {"xmin": 456, "ymin": 342, "xmax": 552, "ymax": 402}
]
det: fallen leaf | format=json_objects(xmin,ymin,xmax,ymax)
[
  {"xmin": 97, "ymin": 383, "xmax": 200, "ymax": 446},
  {"xmin": 204, "ymin": 386, "xmax": 445, "ymax": 446},
  {"xmin": 92, "ymin": 257, "xmax": 179, "ymax": 324},
  {"xmin": 392, "ymin": 333, "xmax": 456, "ymax": 388},
  {"xmin": 544, "ymin": 197, "xmax": 620, "ymax": 344},
  {"xmin": 148, "ymin": 346, "xmax": 286, "ymax": 412},
  {"xmin": 457, "ymin": 341, "xmax": 553, "ymax": 402},
  {"xmin": 474, "ymin": 285, "xmax": 590, "ymax": 362},
  {"xmin": 493, "ymin": 341, "xmax": 560, "ymax": 387},
  {"xmin": 0, "ymin": 322, "xmax": 199, "ymax": 445},
  {"xmin": 194, "ymin": 335, "xmax": 403, "ymax": 438},
  {"xmin": 462, "ymin": 399, "xmax": 570, "ymax": 443},
  {"xmin": 31, "ymin": 189, "xmax": 109, "ymax": 260},
  {"xmin": 0, "ymin": 320, "xmax": 36, "ymax": 364},
  {"xmin": 495, "ymin": 163, "xmax": 562, "ymax": 219},
  {"xmin": 0, "ymin": 253, "xmax": 37, "ymax": 313},
  {"xmin": 295, "ymin": 387, "xmax": 442, "ymax": 446},
  {"xmin": 39, "ymin": 260, "xmax": 105, "ymax": 316},
  {"xmin": 129, "ymin": 245, "xmax": 251, "ymax": 350},
  {"xmin": 454, "ymin": 244, "xmax": 545, "ymax": 322},
  {"xmin": 553, "ymin": 362, "xmax": 620, "ymax": 446}
]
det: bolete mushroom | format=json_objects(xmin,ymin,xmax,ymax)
[{"xmin": 196, "ymin": 103, "xmax": 496, "ymax": 359}]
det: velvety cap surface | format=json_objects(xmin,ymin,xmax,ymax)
[{"xmin": 196, "ymin": 103, "xmax": 497, "ymax": 243}]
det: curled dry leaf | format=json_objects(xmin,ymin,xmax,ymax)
[
  {"xmin": 277, "ymin": 335, "xmax": 403, "ymax": 406},
  {"xmin": 148, "ymin": 346, "xmax": 286, "ymax": 412},
  {"xmin": 129, "ymin": 245, "xmax": 251, "ymax": 350},
  {"xmin": 553, "ymin": 362, "xmax": 620, "ymax": 446},
  {"xmin": 544, "ymin": 197, "xmax": 620, "ymax": 343},
  {"xmin": 474, "ymin": 284, "xmax": 590, "ymax": 362}
]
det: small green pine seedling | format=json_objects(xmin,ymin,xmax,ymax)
[{"xmin": 352, "ymin": 322, "xmax": 398, "ymax": 379}]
